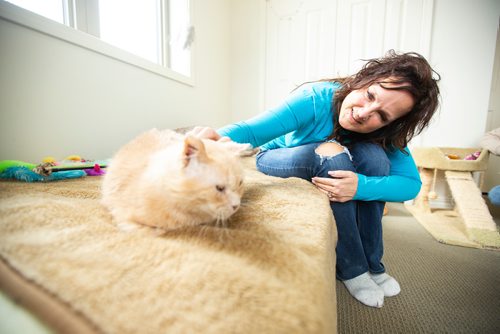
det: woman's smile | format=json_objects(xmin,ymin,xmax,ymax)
[{"xmin": 349, "ymin": 108, "xmax": 367, "ymax": 124}]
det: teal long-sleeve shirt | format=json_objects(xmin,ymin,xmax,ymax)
[{"xmin": 218, "ymin": 81, "xmax": 421, "ymax": 202}]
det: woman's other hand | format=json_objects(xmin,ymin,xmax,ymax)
[{"xmin": 312, "ymin": 170, "xmax": 358, "ymax": 202}]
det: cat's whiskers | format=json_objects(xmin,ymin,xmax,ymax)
[
  {"xmin": 198, "ymin": 224, "xmax": 210, "ymax": 239},
  {"xmin": 214, "ymin": 212, "xmax": 231, "ymax": 242}
]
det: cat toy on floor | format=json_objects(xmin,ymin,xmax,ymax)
[{"xmin": 0, "ymin": 157, "xmax": 108, "ymax": 182}]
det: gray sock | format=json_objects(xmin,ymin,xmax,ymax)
[
  {"xmin": 369, "ymin": 273, "xmax": 401, "ymax": 297},
  {"xmin": 342, "ymin": 272, "xmax": 384, "ymax": 308}
]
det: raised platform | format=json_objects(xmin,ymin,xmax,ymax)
[{"xmin": 406, "ymin": 147, "xmax": 500, "ymax": 250}]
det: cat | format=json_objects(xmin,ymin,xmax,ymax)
[{"xmin": 101, "ymin": 128, "xmax": 251, "ymax": 232}]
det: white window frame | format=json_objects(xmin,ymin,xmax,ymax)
[{"xmin": 0, "ymin": 0, "xmax": 195, "ymax": 86}]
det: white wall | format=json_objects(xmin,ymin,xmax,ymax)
[
  {"xmin": 0, "ymin": 0, "xmax": 231, "ymax": 162},
  {"xmin": 228, "ymin": 0, "xmax": 500, "ymax": 150},
  {"xmin": 484, "ymin": 27, "xmax": 500, "ymax": 192},
  {"xmin": 228, "ymin": 0, "xmax": 266, "ymax": 123},
  {"xmin": 421, "ymin": 0, "xmax": 500, "ymax": 148},
  {"xmin": 1, "ymin": 0, "xmax": 499, "ymax": 163}
]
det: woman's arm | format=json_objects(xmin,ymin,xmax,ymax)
[
  {"xmin": 354, "ymin": 148, "xmax": 421, "ymax": 202},
  {"xmin": 217, "ymin": 86, "xmax": 317, "ymax": 147}
]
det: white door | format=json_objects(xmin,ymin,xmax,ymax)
[
  {"xmin": 264, "ymin": 0, "xmax": 434, "ymax": 112},
  {"xmin": 265, "ymin": 0, "xmax": 337, "ymax": 108}
]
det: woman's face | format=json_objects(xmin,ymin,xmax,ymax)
[{"xmin": 338, "ymin": 81, "xmax": 414, "ymax": 133}]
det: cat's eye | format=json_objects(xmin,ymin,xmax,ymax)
[{"xmin": 216, "ymin": 185, "xmax": 226, "ymax": 192}]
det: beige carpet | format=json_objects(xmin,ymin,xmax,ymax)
[
  {"xmin": 0, "ymin": 157, "xmax": 337, "ymax": 334},
  {"xmin": 337, "ymin": 203, "xmax": 500, "ymax": 334}
]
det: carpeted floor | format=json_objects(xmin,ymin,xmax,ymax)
[{"xmin": 336, "ymin": 202, "xmax": 500, "ymax": 334}]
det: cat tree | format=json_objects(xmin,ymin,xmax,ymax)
[{"xmin": 405, "ymin": 147, "xmax": 500, "ymax": 249}]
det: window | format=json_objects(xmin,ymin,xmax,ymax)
[
  {"xmin": 168, "ymin": 0, "xmax": 192, "ymax": 77},
  {"xmin": 6, "ymin": 0, "xmax": 65, "ymax": 23},
  {"xmin": 3, "ymin": 0, "xmax": 193, "ymax": 79},
  {"xmin": 98, "ymin": 0, "xmax": 162, "ymax": 64}
]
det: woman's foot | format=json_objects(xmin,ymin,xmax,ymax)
[
  {"xmin": 342, "ymin": 272, "xmax": 384, "ymax": 308},
  {"xmin": 369, "ymin": 273, "xmax": 401, "ymax": 297}
]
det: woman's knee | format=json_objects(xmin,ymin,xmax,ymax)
[
  {"xmin": 350, "ymin": 143, "xmax": 390, "ymax": 176},
  {"xmin": 315, "ymin": 142, "xmax": 345, "ymax": 156},
  {"xmin": 314, "ymin": 141, "xmax": 355, "ymax": 174}
]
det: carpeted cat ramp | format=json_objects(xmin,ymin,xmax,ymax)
[
  {"xmin": 0, "ymin": 157, "xmax": 337, "ymax": 333},
  {"xmin": 405, "ymin": 147, "xmax": 500, "ymax": 250}
]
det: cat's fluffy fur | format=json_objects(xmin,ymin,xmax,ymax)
[{"xmin": 101, "ymin": 129, "xmax": 248, "ymax": 231}]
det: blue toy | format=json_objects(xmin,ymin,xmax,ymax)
[
  {"xmin": 0, "ymin": 158, "xmax": 108, "ymax": 182},
  {"xmin": 0, "ymin": 167, "xmax": 86, "ymax": 182}
]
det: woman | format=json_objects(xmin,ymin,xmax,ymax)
[{"xmin": 190, "ymin": 50, "xmax": 440, "ymax": 308}]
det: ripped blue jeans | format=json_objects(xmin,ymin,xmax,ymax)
[{"xmin": 256, "ymin": 141, "xmax": 390, "ymax": 280}]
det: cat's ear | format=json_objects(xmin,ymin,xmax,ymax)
[
  {"xmin": 182, "ymin": 135, "xmax": 208, "ymax": 167},
  {"xmin": 222, "ymin": 141, "xmax": 259, "ymax": 157}
]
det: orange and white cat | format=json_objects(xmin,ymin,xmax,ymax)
[{"xmin": 101, "ymin": 129, "xmax": 250, "ymax": 231}]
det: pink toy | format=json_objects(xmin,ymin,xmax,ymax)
[
  {"xmin": 464, "ymin": 150, "xmax": 481, "ymax": 161},
  {"xmin": 84, "ymin": 164, "xmax": 106, "ymax": 176}
]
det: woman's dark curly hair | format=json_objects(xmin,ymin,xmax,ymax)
[{"xmin": 330, "ymin": 50, "xmax": 440, "ymax": 152}]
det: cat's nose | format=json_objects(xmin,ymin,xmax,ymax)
[{"xmin": 232, "ymin": 204, "xmax": 239, "ymax": 211}]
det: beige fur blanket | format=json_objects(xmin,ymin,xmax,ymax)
[{"xmin": 0, "ymin": 157, "xmax": 337, "ymax": 334}]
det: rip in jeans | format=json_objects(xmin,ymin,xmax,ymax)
[{"xmin": 314, "ymin": 140, "xmax": 353, "ymax": 165}]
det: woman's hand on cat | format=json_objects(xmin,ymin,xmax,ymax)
[
  {"xmin": 187, "ymin": 126, "xmax": 257, "ymax": 156},
  {"xmin": 187, "ymin": 127, "xmax": 231, "ymax": 142},
  {"xmin": 311, "ymin": 170, "xmax": 358, "ymax": 202}
]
